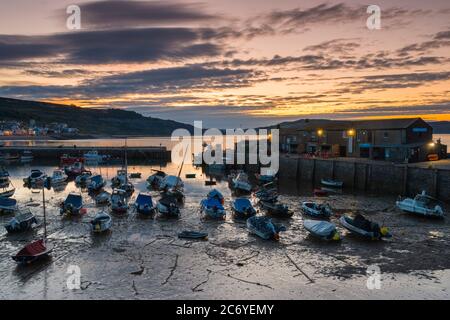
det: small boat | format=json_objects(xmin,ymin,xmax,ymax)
[
  {"xmin": 200, "ymin": 197, "xmax": 226, "ymax": 219},
  {"xmin": 23, "ymin": 169, "xmax": 47, "ymax": 185},
  {"xmin": 157, "ymin": 194, "xmax": 180, "ymax": 217},
  {"xmin": 60, "ymin": 154, "xmax": 85, "ymax": 166},
  {"xmin": 314, "ymin": 188, "xmax": 328, "ymax": 197},
  {"xmin": 303, "ymin": 219, "xmax": 340, "ymax": 241},
  {"xmin": 259, "ymin": 201, "xmax": 293, "ymax": 218},
  {"xmin": 60, "ymin": 193, "xmax": 83, "ymax": 216},
  {"xmin": 256, "ymin": 171, "xmax": 277, "ymax": 184},
  {"xmin": 178, "ymin": 231, "xmax": 208, "ymax": 240},
  {"xmin": 119, "ymin": 181, "xmax": 135, "ymax": 197},
  {"xmin": 0, "ymin": 167, "xmax": 10, "ymax": 188},
  {"xmin": 4, "ymin": 209, "xmax": 38, "ymax": 233},
  {"xmin": 12, "ymin": 239, "xmax": 53, "ymax": 265},
  {"xmin": 0, "ymin": 186, "xmax": 15, "ymax": 198},
  {"xmin": 231, "ymin": 172, "xmax": 252, "ymax": 193},
  {"xmin": 254, "ymin": 188, "xmax": 278, "ymax": 203},
  {"xmin": 88, "ymin": 175, "xmax": 106, "ymax": 193},
  {"xmin": 51, "ymin": 169, "xmax": 68, "ymax": 184},
  {"xmin": 111, "ymin": 169, "xmax": 127, "ymax": 188},
  {"xmin": 396, "ymin": 191, "xmax": 444, "ymax": 218},
  {"xmin": 207, "ymin": 189, "xmax": 224, "ymax": 204},
  {"xmin": 95, "ymin": 190, "xmax": 111, "ymax": 206},
  {"xmin": 246, "ymin": 216, "xmax": 286, "ymax": 240},
  {"xmin": 231, "ymin": 198, "xmax": 257, "ymax": 219},
  {"xmin": 91, "ymin": 211, "xmax": 112, "ymax": 233},
  {"xmin": 75, "ymin": 171, "xmax": 92, "ymax": 186},
  {"xmin": 301, "ymin": 202, "xmax": 333, "ymax": 218},
  {"xmin": 147, "ymin": 170, "xmax": 167, "ymax": 189},
  {"xmin": 83, "ymin": 150, "xmax": 104, "ymax": 163},
  {"xmin": 129, "ymin": 172, "xmax": 142, "ymax": 179},
  {"xmin": 0, "ymin": 197, "xmax": 17, "ymax": 212},
  {"xmin": 134, "ymin": 193, "xmax": 157, "ymax": 216},
  {"xmin": 65, "ymin": 162, "xmax": 85, "ymax": 177},
  {"xmin": 160, "ymin": 175, "xmax": 184, "ymax": 191},
  {"xmin": 20, "ymin": 151, "xmax": 34, "ymax": 163},
  {"xmin": 339, "ymin": 214, "xmax": 391, "ymax": 240},
  {"xmin": 321, "ymin": 179, "xmax": 344, "ymax": 188},
  {"xmin": 3, "ymin": 153, "xmax": 20, "ymax": 161},
  {"xmin": 110, "ymin": 189, "xmax": 129, "ymax": 214}
]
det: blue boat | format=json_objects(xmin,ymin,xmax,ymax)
[
  {"xmin": 231, "ymin": 198, "xmax": 256, "ymax": 219},
  {"xmin": 200, "ymin": 197, "xmax": 226, "ymax": 219},
  {"xmin": 60, "ymin": 193, "xmax": 83, "ymax": 216},
  {"xmin": 303, "ymin": 220, "xmax": 340, "ymax": 241},
  {"xmin": 88, "ymin": 175, "xmax": 106, "ymax": 193},
  {"xmin": 135, "ymin": 193, "xmax": 156, "ymax": 216},
  {"xmin": 91, "ymin": 211, "xmax": 112, "ymax": 233},
  {"xmin": 246, "ymin": 216, "xmax": 286, "ymax": 240},
  {"xmin": 207, "ymin": 189, "xmax": 224, "ymax": 203},
  {"xmin": 0, "ymin": 197, "xmax": 17, "ymax": 212},
  {"xmin": 5, "ymin": 209, "xmax": 38, "ymax": 233}
]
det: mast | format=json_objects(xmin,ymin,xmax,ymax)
[
  {"xmin": 124, "ymin": 138, "xmax": 128, "ymax": 183},
  {"xmin": 42, "ymin": 187, "xmax": 47, "ymax": 242}
]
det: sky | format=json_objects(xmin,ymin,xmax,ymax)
[{"xmin": 0, "ymin": 0, "xmax": 449, "ymax": 128}]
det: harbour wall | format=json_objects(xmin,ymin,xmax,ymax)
[{"xmin": 279, "ymin": 156, "xmax": 450, "ymax": 202}]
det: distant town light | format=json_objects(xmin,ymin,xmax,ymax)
[
  {"xmin": 428, "ymin": 142, "xmax": 435, "ymax": 148},
  {"xmin": 347, "ymin": 129, "xmax": 355, "ymax": 137},
  {"xmin": 317, "ymin": 129, "xmax": 324, "ymax": 137}
]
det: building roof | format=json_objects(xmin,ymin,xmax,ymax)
[
  {"xmin": 353, "ymin": 118, "xmax": 425, "ymax": 130},
  {"xmin": 280, "ymin": 119, "xmax": 353, "ymax": 131}
]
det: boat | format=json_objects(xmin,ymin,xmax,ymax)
[
  {"xmin": 51, "ymin": 169, "xmax": 68, "ymax": 184},
  {"xmin": 134, "ymin": 193, "xmax": 157, "ymax": 216},
  {"xmin": 20, "ymin": 151, "xmax": 34, "ymax": 163},
  {"xmin": 301, "ymin": 202, "xmax": 333, "ymax": 218},
  {"xmin": 246, "ymin": 216, "xmax": 286, "ymax": 240},
  {"xmin": 259, "ymin": 201, "xmax": 293, "ymax": 218},
  {"xmin": 83, "ymin": 150, "xmax": 104, "ymax": 163},
  {"xmin": 303, "ymin": 220, "xmax": 340, "ymax": 241},
  {"xmin": 91, "ymin": 211, "xmax": 112, "ymax": 233},
  {"xmin": 313, "ymin": 188, "xmax": 328, "ymax": 197},
  {"xmin": 110, "ymin": 189, "xmax": 129, "ymax": 214},
  {"xmin": 12, "ymin": 239, "xmax": 53, "ymax": 265},
  {"xmin": 256, "ymin": 171, "xmax": 277, "ymax": 184},
  {"xmin": 23, "ymin": 169, "xmax": 47, "ymax": 185},
  {"xmin": 147, "ymin": 170, "xmax": 167, "ymax": 189},
  {"xmin": 65, "ymin": 162, "xmax": 85, "ymax": 177},
  {"xmin": 111, "ymin": 169, "xmax": 127, "ymax": 188},
  {"xmin": 88, "ymin": 175, "xmax": 106, "ymax": 193},
  {"xmin": 0, "ymin": 197, "xmax": 18, "ymax": 213},
  {"xmin": 129, "ymin": 172, "xmax": 142, "ymax": 179},
  {"xmin": 4, "ymin": 209, "xmax": 38, "ymax": 233},
  {"xmin": 396, "ymin": 191, "xmax": 444, "ymax": 218},
  {"xmin": 207, "ymin": 189, "xmax": 224, "ymax": 203},
  {"xmin": 95, "ymin": 190, "xmax": 111, "ymax": 206},
  {"xmin": 178, "ymin": 231, "xmax": 208, "ymax": 240},
  {"xmin": 339, "ymin": 214, "xmax": 391, "ymax": 240},
  {"xmin": 321, "ymin": 179, "xmax": 344, "ymax": 188},
  {"xmin": 200, "ymin": 197, "xmax": 226, "ymax": 219},
  {"xmin": 254, "ymin": 186, "xmax": 278, "ymax": 203},
  {"xmin": 60, "ymin": 193, "xmax": 83, "ymax": 216},
  {"xmin": 75, "ymin": 171, "xmax": 92, "ymax": 186},
  {"xmin": 0, "ymin": 186, "xmax": 15, "ymax": 198},
  {"xmin": 157, "ymin": 194, "xmax": 180, "ymax": 217},
  {"xmin": 0, "ymin": 167, "xmax": 10, "ymax": 188},
  {"xmin": 60, "ymin": 154, "xmax": 85, "ymax": 166},
  {"xmin": 3, "ymin": 153, "xmax": 20, "ymax": 161},
  {"xmin": 231, "ymin": 172, "xmax": 252, "ymax": 193},
  {"xmin": 160, "ymin": 175, "xmax": 184, "ymax": 191},
  {"xmin": 231, "ymin": 198, "xmax": 257, "ymax": 219}
]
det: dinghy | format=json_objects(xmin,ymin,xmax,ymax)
[
  {"xmin": 259, "ymin": 201, "xmax": 293, "ymax": 218},
  {"xmin": 4, "ymin": 209, "xmax": 38, "ymax": 233},
  {"xmin": 95, "ymin": 190, "xmax": 111, "ymax": 206},
  {"xmin": 83, "ymin": 150, "xmax": 104, "ymax": 163},
  {"xmin": 339, "ymin": 214, "xmax": 391, "ymax": 240},
  {"xmin": 60, "ymin": 193, "xmax": 83, "ymax": 216},
  {"xmin": 157, "ymin": 194, "xmax": 180, "ymax": 217},
  {"xmin": 231, "ymin": 172, "xmax": 252, "ymax": 193},
  {"xmin": 178, "ymin": 231, "xmax": 208, "ymax": 240},
  {"xmin": 111, "ymin": 169, "xmax": 128, "ymax": 188},
  {"xmin": 51, "ymin": 170, "xmax": 68, "ymax": 184},
  {"xmin": 396, "ymin": 191, "xmax": 444, "ymax": 218},
  {"xmin": 0, "ymin": 197, "xmax": 17, "ymax": 213},
  {"xmin": 23, "ymin": 169, "xmax": 47, "ymax": 185},
  {"xmin": 110, "ymin": 189, "xmax": 128, "ymax": 214},
  {"xmin": 301, "ymin": 202, "xmax": 333, "ymax": 218},
  {"xmin": 12, "ymin": 239, "xmax": 53, "ymax": 265},
  {"xmin": 88, "ymin": 175, "xmax": 106, "ymax": 193},
  {"xmin": 147, "ymin": 170, "xmax": 167, "ymax": 189},
  {"xmin": 321, "ymin": 179, "xmax": 344, "ymax": 188},
  {"xmin": 207, "ymin": 189, "xmax": 224, "ymax": 204},
  {"xmin": 246, "ymin": 216, "xmax": 286, "ymax": 240},
  {"xmin": 91, "ymin": 211, "xmax": 112, "ymax": 233},
  {"xmin": 200, "ymin": 197, "xmax": 226, "ymax": 219},
  {"xmin": 0, "ymin": 186, "xmax": 15, "ymax": 198},
  {"xmin": 303, "ymin": 220, "xmax": 340, "ymax": 241},
  {"xmin": 231, "ymin": 198, "xmax": 257, "ymax": 219},
  {"xmin": 119, "ymin": 181, "xmax": 135, "ymax": 197},
  {"xmin": 65, "ymin": 162, "xmax": 85, "ymax": 178},
  {"xmin": 75, "ymin": 171, "xmax": 92, "ymax": 186},
  {"xmin": 135, "ymin": 193, "xmax": 157, "ymax": 216}
]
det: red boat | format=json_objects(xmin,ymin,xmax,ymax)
[
  {"xmin": 314, "ymin": 188, "xmax": 328, "ymax": 197},
  {"xmin": 60, "ymin": 154, "xmax": 85, "ymax": 166},
  {"xmin": 12, "ymin": 239, "xmax": 53, "ymax": 265}
]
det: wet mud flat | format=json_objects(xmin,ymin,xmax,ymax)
[{"xmin": 0, "ymin": 166, "xmax": 449, "ymax": 299}]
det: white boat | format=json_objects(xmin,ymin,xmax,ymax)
[
  {"xmin": 0, "ymin": 187, "xmax": 16, "ymax": 198},
  {"xmin": 147, "ymin": 170, "xmax": 167, "ymax": 189},
  {"xmin": 231, "ymin": 172, "xmax": 252, "ymax": 193},
  {"xmin": 95, "ymin": 190, "xmax": 111, "ymax": 206},
  {"xmin": 75, "ymin": 171, "xmax": 92, "ymax": 186},
  {"xmin": 84, "ymin": 150, "xmax": 104, "ymax": 163},
  {"xmin": 51, "ymin": 170, "xmax": 68, "ymax": 184},
  {"xmin": 24, "ymin": 169, "xmax": 47, "ymax": 185},
  {"xmin": 4, "ymin": 208, "xmax": 38, "ymax": 233},
  {"xmin": 111, "ymin": 169, "xmax": 127, "ymax": 188},
  {"xmin": 159, "ymin": 175, "xmax": 184, "ymax": 191},
  {"xmin": 301, "ymin": 201, "xmax": 333, "ymax": 218},
  {"xmin": 91, "ymin": 211, "xmax": 112, "ymax": 233},
  {"xmin": 110, "ymin": 189, "xmax": 128, "ymax": 214},
  {"xmin": 20, "ymin": 151, "xmax": 34, "ymax": 163},
  {"xmin": 396, "ymin": 191, "xmax": 444, "ymax": 218},
  {"xmin": 321, "ymin": 179, "xmax": 344, "ymax": 188}
]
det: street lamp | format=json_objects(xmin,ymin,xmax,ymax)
[{"xmin": 347, "ymin": 129, "xmax": 355, "ymax": 137}]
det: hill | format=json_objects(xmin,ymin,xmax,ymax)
[{"xmin": 0, "ymin": 97, "xmax": 193, "ymax": 136}]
